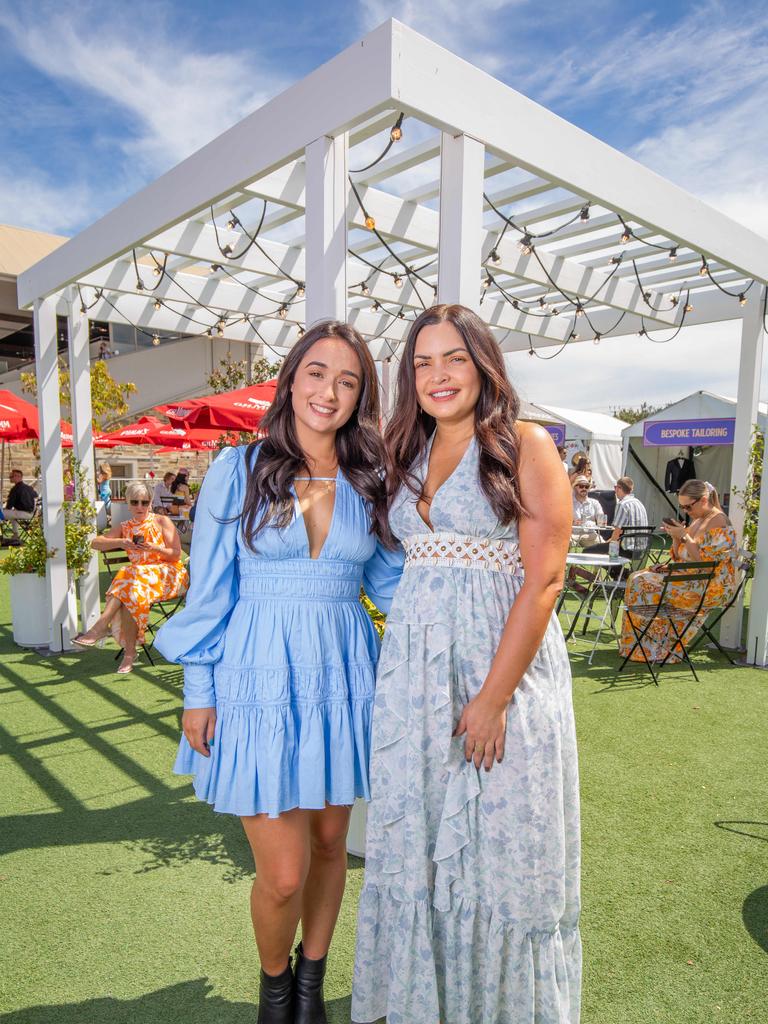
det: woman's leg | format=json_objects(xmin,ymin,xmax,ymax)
[
  {"xmin": 241, "ymin": 808, "xmax": 312, "ymax": 975},
  {"xmin": 118, "ymin": 607, "xmax": 138, "ymax": 670},
  {"xmin": 300, "ymin": 804, "xmax": 352, "ymax": 959},
  {"xmin": 78, "ymin": 596, "xmax": 122, "ymax": 640}
]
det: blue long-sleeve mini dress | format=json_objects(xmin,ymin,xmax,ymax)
[{"xmin": 155, "ymin": 445, "xmax": 404, "ymax": 818}]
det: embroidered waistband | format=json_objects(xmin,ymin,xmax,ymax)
[{"xmin": 403, "ymin": 533, "xmax": 523, "ymax": 575}]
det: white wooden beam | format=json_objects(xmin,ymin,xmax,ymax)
[
  {"xmin": 305, "ymin": 133, "xmax": 349, "ymax": 323},
  {"xmin": 34, "ymin": 297, "xmax": 72, "ymax": 651},
  {"xmin": 17, "ymin": 22, "xmax": 399, "ymax": 307},
  {"xmin": 391, "ymin": 20, "xmax": 768, "ymax": 283},
  {"xmin": 437, "ymin": 132, "xmax": 485, "ymax": 307},
  {"xmin": 722, "ymin": 293, "xmax": 765, "ymax": 648},
  {"xmin": 66, "ymin": 298, "xmax": 100, "ymax": 631}
]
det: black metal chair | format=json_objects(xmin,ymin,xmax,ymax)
[
  {"xmin": 617, "ymin": 559, "xmax": 717, "ymax": 685},
  {"xmin": 102, "ymin": 550, "xmax": 187, "ymax": 666},
  {"xmin": 687, "ymin": 550, "xmax": 754, "ymax": 665}
]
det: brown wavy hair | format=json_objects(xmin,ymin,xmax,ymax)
[
  {"xmin": 384, "ymin": 304, "xmax": 525, "ymax": 523},
  {"xmin": 241, "ymin": 320, "xmax": 391, "ymax": 548}
]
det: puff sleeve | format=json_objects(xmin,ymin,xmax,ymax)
[
  {"xmin": 155, "ymin": 446, "xmax": 243, "ymax": 708},
  {"xmin": 362, "ymin": 539, "xmax": 404, "ymax": 615}
]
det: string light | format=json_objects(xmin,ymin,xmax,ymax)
[
  {"xmin": 518, "ymin": 233, "xmax": 533, "ymax": 255},
  {"xmin": 698, "ymin": 257, "xmax": 708, "ymax": 276},
  {"xmin": 620, "ymin": 229, "xmax": 631, "ymax": 244},
  {"xmin": 210, "ymin": 264, "xmax": 222, "ymax": 272},
  {"xmin": 483, "ymin": 275, "xmax": 492, "ymax": 290},
  {"xmin": 685, "ymin": 301, "xmax": 694, "ymax": 313},
  {"xmin": 364, "ymin": 215, "xmax": 376, "ymax": 231},
  {"xmin": 570, "ymin": 331, "xmax": 579, "ymax": 341},
  {"xmin": 669, "ymin": 247, "xmax": 678, "ymax": 261},
  {"xmin": 739, "ymin": 293, "xmax": 748, "ymax": 306},
  {"xmin": 579, "ymin": 205, "xmax": 590, "ymax": 222},
  {"xmin": 390, "ymin": 114, "xmax": 404, "ymax": 143},
  {"xmin": 136, "ymin": 279, "xmax": 144, "ymax": 291},
  {"xmin": 296, "ymin": 283, "xmax": 305, "ymax": 298},
  {"xmin": 226, "ymin": 217, "xmax": 238, "ymax": 231},
  {"xmin": 670, "ymin": 295, "xmax": 679, "ymax": 307},
  {"xmin": 575, "ymin": 303, "xmax": 584, "ymax": 317},
  {"xmin": 360, "ymin": 281, "xmax": 370, "ymax": 296},
  {"xmin": 372, "ymin": 301, "xmax": 381, "ymax": 312},
  {"xmin": 154, "ymin": 299, "xmax": 162, "ymax": 311},
  {"xmin": 221, "ymin": 244, "xmax": 233, "ymax": 257},
  {"xmin": 592, "ymin": 333, "xmax": 601, "ymax": 345},
  {"xmin": 152, "ymin": 265, "xmax": 161, "ymax": 276},
  {"xmin": 393, "ymin": 274, "xmax": 403, "ymax": 288},
  {"xmin": 490, "ymin": 249, "xmax": 501, "ymax": 264},
  {"xmin": 152, "ymin": 334, "xmax": 161, "ymax": 346},
  {"xmin": 278, "ymin": 304, "xmax": 288, "ymax": 319}
]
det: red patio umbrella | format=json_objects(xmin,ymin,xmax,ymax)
[
  {"xmin": 157, "ymin": 380, "xmax": 277, "ymax": 431},
  {"xmin": 0, "ymin": 390, "xmax": 42, "ymax": 442},
  {"xmin": 98, "ymin": 416, "xmax": 176, "ymax": 446}
]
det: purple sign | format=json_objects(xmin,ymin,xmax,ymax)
[
  {"xmin": 643, "ymin": 417, "xmax": 735, "ymax": 447},
  {"xmin": 543, "ymin": 423, "xmax": 566, "ymax": 447}
]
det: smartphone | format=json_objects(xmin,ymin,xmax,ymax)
[
  {"xmin": 661, "ymin": 517, "xmax": 680, "ymax": 527},
  {"xmin": 132, "ymin": 533, "xmax": 144, "ymax": 545}
]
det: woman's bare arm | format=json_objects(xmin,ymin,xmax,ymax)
[{"xmin": 453, "ymin": 422, "xmax": 571, "ymax": 770}]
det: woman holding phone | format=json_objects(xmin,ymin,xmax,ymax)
[{"xmin": 73, "ymin": 481, "xmax": 189, "ymax": 673}]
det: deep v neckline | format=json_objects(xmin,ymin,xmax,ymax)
[
  {"xmin": 293, "ymin": 471, "xmax": 341, "ymax": 561},
  {"xmin": 416, "ymin": 433, "xmax": 475, "ymax": 532}
]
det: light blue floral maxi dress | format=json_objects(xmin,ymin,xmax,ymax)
[{"xmin": 353, "ymin": 436, "xmax": 581, "ymax": 1024}]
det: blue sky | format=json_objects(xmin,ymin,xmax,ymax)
[{"xmin": 1, "ymin": 0, "xmax": 767, "ymax": 409}]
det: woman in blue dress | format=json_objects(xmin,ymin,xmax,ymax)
[
  {"xmin": 156, "ymin": 320, "xmax": 402, "ymax": 1024},
  {"xmin": 353, "ymin": 305, "xmax": 580, "ymax": 1024}
]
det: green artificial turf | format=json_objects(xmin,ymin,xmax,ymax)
[{"xmin": 1, "ymin": 565, "xmax": 766, "ymax": 1023}]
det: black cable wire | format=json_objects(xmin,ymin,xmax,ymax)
[
  {"xmin": 527, "ymin": 315, "xmax": 580, "ymax": 360},
  {"xmin": 348, "ymin": 178, "xmax": 434, "ymax": 289},
  {"xmin": 132, "ymin": 249, "xmax": 168, "ymax": 293},
  {"xmin": 638, "ymin": 289, "xmax": 692, "ymax": 344},
  {"xmin": 349, "ymin": 113, "xmax": 405, "ymax": 175},
  {"xmin": 483, "ymin": 192, "xmax": 591, "ymax": 240},
  {"xmin": 703, "ymin": 264, "xmax": 756, "ymax": 300}
]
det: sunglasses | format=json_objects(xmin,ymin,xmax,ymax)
[
  {"xmin": 678, "ymin": 498, "xmax": 699, "ymax": 511},
  {"xmin": 575, "ymin": 485, "xmax": 590, "ymax": 490},
  {"xmin": 129, "ymin": 499, "xmax": 150, "ymax": 507}
]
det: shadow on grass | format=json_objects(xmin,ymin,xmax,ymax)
[
  {"xmin": 742, "ymin": 885, "xmax": 768, "ymax": 954},
  {"xmin": 714, "ymin": 820, "xmax": 768, "ymax": 842},
  {"xmin": 0, "ymin": 978, "xmax": 353, "ymax": 1024},
  {"xmin": 564, "ymin": 640, "xmax": 733, "ymax": 694}
]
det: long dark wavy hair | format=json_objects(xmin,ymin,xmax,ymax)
[
  {"xmin": 240, "ymin": 320, "xmax": 390, "ymax": 548},
  {"xmin": 384, "ymin": 304, "xmax": 526, "ymax": 523}
]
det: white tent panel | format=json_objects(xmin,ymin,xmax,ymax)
[{"xmin": 527, "ymin": 403, "xmax": 627, "ymax": 488}]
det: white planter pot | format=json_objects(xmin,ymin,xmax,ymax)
[
  {"xmin": 346, "ymin": 798, "xmax": 368, "ymax": 858},
  {"xmin": 9, "ymin": 573, "xmax": 78, "ymax": 648}
]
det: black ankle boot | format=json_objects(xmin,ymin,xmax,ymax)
[
  {"xmin": 257, "ymin": 959, "xmax": 294, "ymax": 1024},
  {"xmin": 294, "ymin": 942, "xmax": 328, "ymax": 1024}
]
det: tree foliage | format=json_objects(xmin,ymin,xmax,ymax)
[
  {"xmin": 608, "ymin": 402, "xmax": 664, "ymax": 426},
  {"xmin": 20, "ymin": 359, "xmax": 137, "ymax": 431},
  {"xmin": 206, "ymin": 353, "xmax": 282, "ymax": 394}
]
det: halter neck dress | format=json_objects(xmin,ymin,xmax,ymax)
[
  {"xmin": 155, "ymin": 445, "xmax": 403, "ymax": 817},
  {"xmin": 353, "ymin": 435, "xmax": 581, "ymax": 1024}
]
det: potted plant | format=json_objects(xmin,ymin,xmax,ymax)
[{"xmin": 0, "ymin": 458, "xmax": 96, "ymax": 647}]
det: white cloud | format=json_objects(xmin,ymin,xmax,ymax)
[
  {"xmin": 0, "ymin": 4, "xmax": 286, "ymax": 176},
  {"xmin": 358, "ymin": 0, "xmax": 522, "ymax": 73},
  {"xmin": 0, "ymin": 168, "xmax": 91, "ymax": 234}
]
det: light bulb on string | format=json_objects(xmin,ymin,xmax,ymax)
[
  {"xmin": 592, "ymin": 333, "xmax": 601, "ymax": 346},
  {"xmin": 154, "ymin": 299, "xmax": 162, "ymax": 311},
  {"xmin": 296, "ymin": 283, "xmax": 305, "ymax": 298},
  {"xmin": 685, "ymin": 302, "xmax": 694, "ymax": 313},
  {"xmin": 575, "ymin": 303, "xmax": 584, "ymax": 317},
  {"xmin": 297, "ymin": 324, "xmax": 304, "ymax": 336},
  {"xmin": 372, "ymin": 301, "xmax": 381, "ymax": 312},
  {"xmin": 364, "ymin": 215, "xmax": 376, "ymax": 231},
  {"xmin": 670, "ymin": 295, "xmax": 679, "ymax": 307},
  {"xmin": 210, "ymin": 263, "xmax": 222, "ymax": 273},
  {"xmin": 278, "ymin": 305, "xmax": 288, "ymax": 319},
  {"xmin": 739, "ymin": 293, "xmax": 747, "ymax": 306},
  {"xmin": 483, "ymin": 276, "xmax": 492, "ymax": 290},
  {"xmin": 569, "ymin": 331, "xmax": 579, "ymax": 341},
  {"xmin": 698, "ymin": 257, "xmax": 708, "ymax": 276},
  {"xmin": 610, "ymin": 255, "xmax": 622, "ymax": 265},
  {"xmin": 490, "ymin": 249, "xmax": 501, "ymax": 264},
  {"xmin": 390, "ymin": 125, "xmax": 402, "ymax": 143},
  {"xmin": 226, "ymin": 218, "xmax": 237, "ymax": 231},
  {"xmin": 580, "ymin": 205, "xmax": 590, "ymax": 222},
  {"xmin": 136, "ymin": 279, "xmax": 145, "ymax": 291},
  {"xmin": 620, "ymin": 229, "xmax": 631, "ymax": 245},
  {"xmin": 80, "ymin": 305, "xmax": 86, "ymax": 315},
  {"xmin": 668, "ymin": 247, "xmax": 678, "ymax": 261},
  {"xmin": 152, "ymin": 334, "xmax": 161, "ymax": 347},
  {"xmin": 360, "ymin": 281, "xmax": 370, "ymax": 296},
  {"xmin": 638, "ymin": 327, "xmax": 647, "ymax": 337},
  {"xmin": 152, "ymin": 264, "xmax": 161, "ymax": 276},
  {"xmin": 393, "ymin": 274, "xmax": 403, "ymax": 288},
  {"xmin": 518, "ymin": 233, "xmax": 533, "ymax": 256},
  {"xmin": 221, "ymin": 244, "xmax": 233, "ymax": 257}
]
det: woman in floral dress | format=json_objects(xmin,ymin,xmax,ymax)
[
  {"xmin": 353, "ymin": 305, "xmax": 580, "ymax": 1024},
  {"xmin": 74, "ymin": 481, "xmax": 188, "ymax": 672},
  {"xmin": 619, "ymin": 479, "xmax": 738, "ymax": 663}
]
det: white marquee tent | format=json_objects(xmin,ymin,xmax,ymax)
[
  {"xmin": 525, "ymin": 404, "xmax": 626, "ymax": 488},
  {"xmin": 15, "ymin": 20, "xmax": 768, "ymax": 661},
  {"xmin": 622, "ymin": 391, "xmax": 768, "ymax": 529}
]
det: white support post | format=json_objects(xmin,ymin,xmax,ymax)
[
  {"xmin": 304, "ymin": 133, "xmax": 349, "ymax": 324},
  {"xmin": 34, "ymin": 297, "xmax": 72, "ymax": 652},
  {"xmin": 437, "ymin": 132, "xmax": 485, "ymax": 309},
  {"xmin": 67, "ymin": 298, "xmax": 100, "ymax": 632},
  {"xmin": 720, "ymin": 296, "xmax": 765, "ymax": 648}
]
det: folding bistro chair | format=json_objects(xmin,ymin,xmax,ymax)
[
  {"xmin": 617, "ymin": 560, "xmax": 717, "ymax": 685},
  {"xmin": 102, "ymin": 550, "xmax": 187, "ymax": 666},
  {"xmin": 687, "ymin": 550, "xmax": 754, "ymax": 665}
]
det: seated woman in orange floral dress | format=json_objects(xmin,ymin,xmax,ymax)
[
  {"xmin": 74, "ymin": 482, "xmax": 189, "ymax": 673},
  {"xmin": 619, "ymin": 479, "xmax": 738, "ymax": 664}
]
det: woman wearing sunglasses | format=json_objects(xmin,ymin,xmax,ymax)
[
  {"xmin": 619, "ymin": 478, "xmax": 738, "ymax": 663},
  {"xmin": 74, "ymin": 481, "xmax": 189, "ymax": 673}
]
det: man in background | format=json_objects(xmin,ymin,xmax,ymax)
[{"xmin": 4, "ymin": 469, "xmax": 38, "ymax": 543}]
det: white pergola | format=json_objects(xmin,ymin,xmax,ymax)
[{"xmin": 17, "ymin": 20, "xmax": 768, "ymax": 661}]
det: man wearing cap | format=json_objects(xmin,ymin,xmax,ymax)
[{"xmin": 571, "ymin": 475, "xmax": 602, "ymax": 548}]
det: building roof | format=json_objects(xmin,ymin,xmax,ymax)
[{"xmin": 0, "ymin": 224, "xmax": 68, "ymax": 280}]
